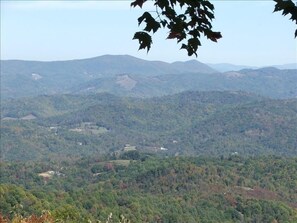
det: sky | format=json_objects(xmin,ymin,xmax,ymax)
[{"xmin": 1, "ymin": 1, "xmax": 296, "ymax": 66}]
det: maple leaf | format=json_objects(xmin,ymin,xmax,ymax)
[{"xmin": 133, "ymin": 32, "xmax": 152, "ymax": 52}]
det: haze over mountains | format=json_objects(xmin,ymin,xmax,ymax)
[
  {"xmin": 1, "ymin": 54, "xmax": 297, "ymax": 160},
  {"xmin": 1, "ymin": 55, "xmax": 297, "ymax": 99},
  {"xmin": 2, "ymin": 55, "xmax": 297, "ymax": 222},
  {"xmin": 207, "ymin": 62, "xmax": 297, "ymax": 72}
]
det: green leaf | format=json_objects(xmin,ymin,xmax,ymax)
[
  {"xmin": 133, "ymin": 0, "xmax": 223, "ymax": 56},
  {"xmin": 160, "ymin": 20, "xmax": 168, "ymax": 28},
  {"xmin": 133, "ymin": 31, "xmax": 153, "ymax": 52},
  {"xmin": 155, "ymin": 0, "xmax": 170, "ymax": 10},
  {"xmin": 138, "ymin": 12, "xmax": 161, "ymax": 33},
  {"xmin": 131, "ymin": 0, "xmax": 147, "ymax": 8},
  {"xmin": 138, "ymin": 12, "xmax": 150, "ymax": 25},
  {"xmin": 202, "ymin": 1, "xmax": 215, "ymax": 11}
]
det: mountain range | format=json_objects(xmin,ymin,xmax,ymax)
[
  {"xmin": 207, "ymin": 62, "xmax": 297, "ymax": 72},
  {"xmin": 2, "ymin": 54, "xmax": 297, "ymax": 223},
  {"xmin": 1, "ymin": 55, "xmax": 297, "ymax": 99}
]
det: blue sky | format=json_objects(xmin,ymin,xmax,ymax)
[{"xmin": 1, "ymin": 1, "xmax": 296, "ymax": 66}]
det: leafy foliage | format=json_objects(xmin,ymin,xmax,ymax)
[
  {"xmin": 131, "ymin": 0, "xmax": 297, "ymax": 55},
  {"xmin": 274, "ymin": 0, "xmax": 297, "ymax": 37},
  {"xmin": 131, "ymin": 0, "xmax": 221, "ymax": 56},
  {"xmin": 0, "ymin": 212, "xmax": 55, "ymax": 223},
  {"xmin": 1, "ymin": 156, "xmax": 297, "ymax": 222}
]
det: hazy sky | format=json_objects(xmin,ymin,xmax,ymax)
[{"xmin": 1, "ymin": 1, "xmax": 296, "ymax": 66}]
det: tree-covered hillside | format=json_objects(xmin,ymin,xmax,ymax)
[
  {"xmin": 1, "ymin": 156, "xmax": 297, "ymax": 222},
  {"xmin": 1, "ymin": 91, "xmax": 297, "ymax": 161}
]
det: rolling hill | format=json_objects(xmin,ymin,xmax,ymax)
[
  {"xmin": 1, "ymin": 91, "xmax": 296, "ymax": 161},
  {"xmin": 1, "ymin": 155, "xmax": 297, "ymax": 222}
]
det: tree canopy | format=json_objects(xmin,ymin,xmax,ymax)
[{"xmin": 131, "ymin": 0, "xmax": 297, "ymax": 56}]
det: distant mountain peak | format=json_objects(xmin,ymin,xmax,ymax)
[
  {"xmin": 1, "ymin": 55, "xmax": 296, "ymax": 99},
  {"xmin": 208, "ymin": 62, "xmax": 297, "ymax": 72}
]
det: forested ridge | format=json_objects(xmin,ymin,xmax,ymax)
[
  {"xmin": 1, "ymin": 155, "xmax": 297, "ymax": 222},
  {"xmin": 2, "ymin": 56, "xmax": 296, "ymax": 99},
  {"xmin": 1, "ymin": 91, "xmax": 297, "ymax": 161},
  {"xmin": 2, "ymin": 0, "xmax": 297, "ymax": 221},
  {"xmin": 1, "ymin": 91, "xmax": 297, "ymax": 222}
]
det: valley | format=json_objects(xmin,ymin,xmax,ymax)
[
  {"xmin": 1, "ymin": 91, "xmax": 297, "ymax": 161},
  {"xmin": 1, "ymin": 55, "xmax": 297, "ymax": 222}
]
